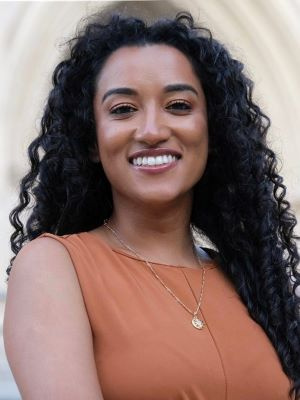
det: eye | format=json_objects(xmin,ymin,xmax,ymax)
[
  {"xmin": 166, "ymin": 100, "xmax": 192, "ymax": 113},
  {"xmin": 110, "ymin": 103, "xmax": 137, "ymax": 116}
]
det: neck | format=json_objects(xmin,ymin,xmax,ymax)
[{"xmin": 106, "ymin": 194, "xmax": 196, "ymax": 266}]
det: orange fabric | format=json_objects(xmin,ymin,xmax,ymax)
[{"xmin": 38, "ymin": 231, "xmax": 292, "ymax": 400}]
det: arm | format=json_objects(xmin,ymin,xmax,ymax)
[{"xmin": 3, "ymin": 237, "xmax": 104, "ymax": 400}]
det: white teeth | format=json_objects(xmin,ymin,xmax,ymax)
[
  {"xmin": 155, "ymin": 156, "xmax": 163, "ymax": 165},
  {"xmin": 131, "ymin": 154, "xmax": 179, "ymax": 166},
  {"xmin": 148, "ymin": 157, "xmax": 156, "ymax": 166}
]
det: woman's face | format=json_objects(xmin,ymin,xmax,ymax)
[{"xmin": 93, "ymin": 44, "xmax": 208, "ymax": 208}]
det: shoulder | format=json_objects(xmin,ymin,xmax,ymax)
[
  {"xmin": 4, "ymin": 235, "xmax": 103, "ymax": 399},
  {"xmin": 4, "ymin": 235, "xmax": 84, "ymax": 332},
  {"xmin": 9, "ymin": 234, "xmax": 75, "ymax": 281},
  {"xmin": 4, "ymin": 234, "xmax": 86, "ymax": 335}
]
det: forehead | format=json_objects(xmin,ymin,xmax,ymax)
[{"xmin": 96, "ymin": 44, "xmax": 202, "ymax": 93}]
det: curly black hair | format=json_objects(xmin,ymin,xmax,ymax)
[{"xmin": 6, "ymin": 10, "xmax": 300, "ymax": 398}]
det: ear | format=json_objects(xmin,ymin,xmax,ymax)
[{"xmin": 88, "ymin": 143, "xmax": 100, "ymax": 163}]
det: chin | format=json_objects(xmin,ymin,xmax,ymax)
[{"xmin": 132, "ymin": 188, "xmax": 192, "ymax": 207}]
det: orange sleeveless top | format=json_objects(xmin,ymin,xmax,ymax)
[{"xmin": 38, "ymin": 231, "xmax": 292, "ymax": 400}]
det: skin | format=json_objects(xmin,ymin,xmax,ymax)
[
  {"xmin": 92, "ymin": 44, "xmax": 209, "ymax": 267},
  {"xmin": 4, "ymin": 238, "xmax": 104, "ymax": 399}
]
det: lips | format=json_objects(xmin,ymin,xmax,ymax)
[{"xmin": 128, "ymin": 148, "xmax": 182, "ymax": 164}]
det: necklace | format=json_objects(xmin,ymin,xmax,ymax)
[{"xmin": 103, "ymin": 220, "xmax": 206, "ymax": 330}]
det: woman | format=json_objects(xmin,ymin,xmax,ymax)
[{"xmin": 3, "ymin": 10, "xmax": 300, "ymax": 400}]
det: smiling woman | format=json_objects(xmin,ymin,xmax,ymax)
[
  {"xmin": 92, "ymin": 45, "xmax": 208, "ymax": 208},
  {"xmin": 3, "ymin": 8, "xmax": 300, "ymax": 400}
]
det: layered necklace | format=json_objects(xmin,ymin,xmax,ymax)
[{"xmin": 103, "ymin": 219, "xmax": 206, "ymax": 330}]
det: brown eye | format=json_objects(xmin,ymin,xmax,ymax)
[
  {"xmin": 166, "ymin": 100, "xmax": 192, "ymax": 112},
  {"xmin": 110, "ymin": 104, "xmax": 137, "ymax": 115}
]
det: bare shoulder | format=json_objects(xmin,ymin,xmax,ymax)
[
  {"xmin": 7, "ymin": 235, "xmax": 81, "ymax": 289},
  {"xmin": 3, "ymin": 236, "xmax": 104, "ymax": 400}
]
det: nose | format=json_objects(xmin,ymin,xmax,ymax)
[{"xmin": 134, "ymin": 105, "xmax": 171, "ymax": 145}]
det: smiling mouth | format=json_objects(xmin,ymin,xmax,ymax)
[{"xmin": 129, "ymin": 154, "xmax": 181, "ymax": 167}]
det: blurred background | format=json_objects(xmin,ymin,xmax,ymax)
[{"xmin": 1, "ymin": 1, "xmax": 299, "ymax": 398}]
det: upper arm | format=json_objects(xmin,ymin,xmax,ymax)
[{"xmin": 3, "ymin": 237, "xmax": 104, "ymax": 400}]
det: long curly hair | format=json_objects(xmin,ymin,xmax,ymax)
[{"xmin": 7, "ymin": 11, "xmax": 300, "ymax": 398}]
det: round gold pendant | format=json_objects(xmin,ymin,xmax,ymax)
[{"xmin": 192, "ymin": 316, "xmax": 205, "ymax": 329}]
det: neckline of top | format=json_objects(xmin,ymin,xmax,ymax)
[{"xmin": 82, "ymin": 231, "xmax": 218, "ymax": 271}]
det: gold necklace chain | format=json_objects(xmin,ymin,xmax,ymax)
[{"xmin": 103, "ymin": 220, "xmax": 206, "ymax": 330}]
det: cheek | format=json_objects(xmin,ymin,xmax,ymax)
[
  {"xmin": 181, "ymin": 115, "xmax": 208, "ymax": 149},
  {"xmin": 97, "ymin": 121, "xmax": 128, "ymax": 161},
  {"xmin": 183, "ymin": 117, "xmax": 209, "ymax": 174}
]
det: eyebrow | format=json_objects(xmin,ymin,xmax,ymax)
[
  {"xmin": 101, "ymin": 83, "xmax": 199, "ymax": 103},
  {"xmin": 165, "ymin": 84, "xmax": 198, "ymax": 96}
]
